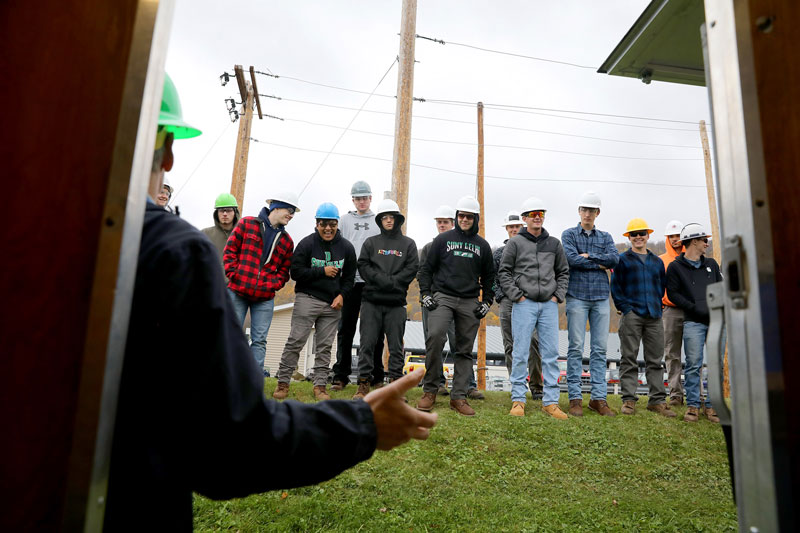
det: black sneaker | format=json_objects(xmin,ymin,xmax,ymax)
[{"xmin": 530, "ymin": 389, "xmax": 544, "ymax": 401}]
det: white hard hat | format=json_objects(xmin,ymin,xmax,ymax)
[
  {"xmin": 433, "ymin": 205, "xmax": 455, "ymax": 220},
  {"xmin": 501, "ymin": 211, "xmax": 523, "ymax": 227},
  {"xmin": 664, "ymin": 219, "xmax": 683, "ymax": 236},
  {"xmin": 266, "ymin": 190, "xmax": 301, "ymax": 211},
  {"xmin": 162, "ymin": 176, "xmax": 173, "ymax": 193},
  {"xmin": 520, "ymin": 196, "xmax": 547, "ymax": 215},
  {"xmin": 680, "ymin": 222, "xmax": 710, "ymax": 242},
  {"xmin": 578, "ymin": 191, "xmax": 602, "ymax": 209},
  {"xmin": 455, "ymin": 196, "xmax": 480, "ymax": 215},
  {"xmin": 375, "ymin": 198, "xmax": 401, "ymax": 216}
]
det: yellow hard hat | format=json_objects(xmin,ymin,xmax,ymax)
[{"xmin": 623, "ymin": 218, "xmax": 654, "ymax": 236}]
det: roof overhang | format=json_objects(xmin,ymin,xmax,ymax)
[{"xmin": 597, "ymin": 0, "xmax": 706, "ymax": 86}]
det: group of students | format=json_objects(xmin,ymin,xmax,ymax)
[{"xmin": 201, "ymin": 178, "xmax": 721, "ymax": 423}]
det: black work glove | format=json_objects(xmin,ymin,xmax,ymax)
[
  {"xmin": 474, "ymin": 301, "xmax": 491, "ymax": 319},
  {"xmin": 421, "ymin": 294, "xmax": 438, "ymax": 311}
]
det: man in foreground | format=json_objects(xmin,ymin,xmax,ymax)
[
  {"xmin": 105, "ymin": 75, "xmax": 437, "ymax": 530},
  {"xmin": 498, "ymin": 198, "xmax": 569, "ymax": 419},
  {"xmin": 610, "ymin": 218, "xmax": 675, "ymax": 418}
]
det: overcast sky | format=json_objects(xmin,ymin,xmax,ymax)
[{"xmin": 165, "ymin": 0, "xmax": 713, "ymax": 247}]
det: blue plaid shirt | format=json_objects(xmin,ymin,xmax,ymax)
[
  {"xmin": 561, "ymin": 224, "xmax": 619, "ymax": 301},
  {"xmin": 610, "ymin": 249, "xmax": 666, "ymax": 319}
]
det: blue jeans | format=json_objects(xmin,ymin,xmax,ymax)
[
  {"xmin": 229, "ymin": 289, "xmax": 275, "ymax": 374},
  {"xmin": 566, "ymin": 297, "xmax": 610, "ymax": 401},
  {"xmin": 510, "ymin": 299, "xmax": 559, "ymax": 405},
  {"xmin": 683, "ymin": 321, "xmax": 711, "ymax": 409}
]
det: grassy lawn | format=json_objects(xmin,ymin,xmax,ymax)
[{"xmin": 194, "ymin": 379, "xmax": 737, "ymax": 532}]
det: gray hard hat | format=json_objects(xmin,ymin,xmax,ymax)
[{"xmin": 350, "ymin": 180, "xmax": 372, "ymax": 196}]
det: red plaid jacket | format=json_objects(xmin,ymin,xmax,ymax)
[{"xmin": 224, "ymin": 216, "xmax": 294, "ymax": 300}]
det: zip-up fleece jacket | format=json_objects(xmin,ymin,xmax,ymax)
[
  {"xmin": 358, "ymin": 212, "xmax": 419, "ymax": 307},
  {"xmin": 341, "ymin": 210, "xmax": 379, "ymax": 283},
  {"xmin": 497, "ymin": 227, "xmax": 569, "ymax": 304},
  {"xmin": 201, "ymin": 207, "xmax": 239, "ymax": 266},
  {"xmin": 666, "ymin": 253, "xmax": 723, "ymax": 325},
  {"xmin": 659, "ymin": 244, "xmax": 682, "ymax": 307},
  {"xmin": 224, "ymin": 215, "xmax": 293, "ymax": 301},
  {"xmin": 291, "ymin": 229, "xmax": 357, "ymax": 305},
  {"xmin": 418, "ymin": 214, "xmax": 495, "ymax": 303},
  {"xmin": 492, "ymin": 241, "xmax": 508, "ymax": 302}
]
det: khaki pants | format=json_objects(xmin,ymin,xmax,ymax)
[{"xmin": 662, "ymin": 305, "xmax": 684, "ymax": 400}]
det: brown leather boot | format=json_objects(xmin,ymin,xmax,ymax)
[
  {"xmin": 621, "ymin": 400, "xmax": 636, "ymax": 415},
  {"xmin": 588, "ymin": 399, "xmax": 616, "ymax": 417},
  {"xmin": 417, "ymin": 392, "xmax": 436, "ymax": 411},
  {"xmin": 704, "ymin": 407, "xmax": 720, "ymax": 424},
  {"xmin": 668, "ymin": 396, "xmax": 684, "ymax": 407},
  {"xmin": 449, "ymin": 399, "xmax": 476, "ymax": 416},
  {"xmin": 467, "ymin": 388, "xmax": 485, "ymax": 400},
  {"xmin": 351, "ymin": 380, "xmax": 370, "ymax": 400},
  {"xmin": 272, "ymin": 382, "xmax": 290, "ymax": 400},
  {"xmin": 647, "ymin": 403, "xmax": 677, "ymax": 418},
  {"xmin": 330, "ymin": 380, "xmax": 345, "ymax": 392},
  {"xmin": 568, "ymin": 399, "xmax": 583, "ymax": 417},
  {"xmin": 313, "ymin": 385, "xmax": 331, "ymax": 401},
  {"xmin": 684, "ymin": 406, "xmax": 699, "ymax": 422}
]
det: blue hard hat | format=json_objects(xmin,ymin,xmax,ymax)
[{"xmin": 315, "ymin": 202, "xmax": 340, "ymax": 220}]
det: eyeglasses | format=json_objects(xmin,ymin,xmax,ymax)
[
  {"xmin": 628, "ymin": 231, "xmax": 648, "ymax": 238},
  {"xmin": 217, "ymin": 208, "xmax": 234, "ymax": 214},
  {"xmin": 282, "ymin": 206, "xmax": 297, "ymax": 215},
  {"xmin": 457, "ymin": 213, "xmax": 475, "ymax": 220},
  {"xmin": 352, "ymin": 196, "xmax": 370, "ymax": 202},
  {"xmin": 700, "ymin": 237, "xmax": 709, "ymax": 243},
  {"xmin": 524, "ymin": 211, "xmax": 545, "ymax": 219},
  {"xmin": 317, "ymin": 220, "xmax": 338, "ymax": 228},
  {"xmin": 381, "ymin": 214, "xmax": 395, "ymax": 221}
]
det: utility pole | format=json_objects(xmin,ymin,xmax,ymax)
[
  {"xmin": 391, "ymin": 0, "xmax": 417, "ymax": 231},
  {"xmin": 476, "ymin": 102, "xmax": 487, "ymax": 391},
  {"xmin": 229, "ymin": 64, "xmax": 264, "ymax": 211}
]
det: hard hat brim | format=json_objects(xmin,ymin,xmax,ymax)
[{"xmin": 159, "ymin": 113, "xmax": 202, "ymax": 139}]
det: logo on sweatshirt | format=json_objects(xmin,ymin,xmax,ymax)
[
  {"xmin": 311, "ymin": 250, "xmax": 345, "ymax": 269},
  {"xmin": 378, "ymin": 249, "xmax": 403, "ymax": 257},
  {"xmin": 446, "ymin": 240, "xmax": 481, "ymax": 258},
  {"xmin": 354, "ymin": 222, "xmax": 371, "ymax": 230}
]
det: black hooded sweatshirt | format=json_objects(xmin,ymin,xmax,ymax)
[
  {"xmin": 358, "ymin": 211, "xmax": 419, "ymax": 306},
  {"xmin": 418, "ymin": 211, "xmax": 495, "ymax": 303},
  {"xmin": 291, "ymin": 228, "xmax": 357, "ymax": 304},
  {"xmin": 666, "ymin": 253, "xmax": 722, "ymax": 325}
]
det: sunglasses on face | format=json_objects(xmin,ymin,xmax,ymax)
[
  {"xmin": 628, "ymin": 231, "xmax": 648, "ymax": 238},
  {"xmin": 283, "ymin": 207, "xmax": 296, "ymax": 215},
  {"xmin": 317, "ymin": 220, "xmax": 338, "ymax": 228},
  {"xmin": 457, "ymin": 213, "xmax": 475, "ymax": 220},
  {"xmin": 524, "ymin": 211, "xmax": 545, "ymax": 219}
]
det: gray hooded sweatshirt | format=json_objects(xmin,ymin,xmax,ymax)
[
  {"xmin": 340, "ymin": 210, "xmax": 379, "ymax": 283},
  {"xmin": 498, "ymin": 227, "xmax": 569, "ymax": 303}
]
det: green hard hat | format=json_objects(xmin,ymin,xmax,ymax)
[
  {"xmin": 215, "ymin": 193, "xmax": 238, "ymax": 209},
  {"xmin": 159, "ymin": 73, "xmax": 202, "ymax": 139}
]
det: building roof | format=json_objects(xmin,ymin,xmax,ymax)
[{"xmin": 597, "ymin": 0, "xmax": 706, "ymax": 86}]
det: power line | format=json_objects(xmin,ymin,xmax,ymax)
[
  {"xmin": 272, "ymin": 115, "xmax": 701, "ymax": 150},
  {"xmin": 267, "ymin": 116, "xmax": 701, "ymax": 161},
  {"xmin": 416, "ymin": 33, "xmax": 596, "ymax": 70},
  {"xmin": 297, "ymin": 58, "xmax": 397, "ymax": 197},
  {"xmin": 249, "ymin": 138, "xmax": 706, "ymax": 189},
  {"xmin": 173, "ymin": 121, "xmax": 235, "ymax": 201}
]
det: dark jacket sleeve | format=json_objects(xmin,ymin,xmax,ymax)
[
  {"xmin": 666, "ymin": 262, "xmax": 695, "ymax": 314},
  {"xmin": 610, "ymin": 255, "xmax": 632, "ymax": 315},
  {"xmin": 418, "ymin": 236, "xmax": 442, "ymax": 296},
  {"xmin": 290, "ymin": 237, "xmax": 324, "ymax": 282},
  {"xmin": 492, "ymin": 247, "xmax": 506, "ymax": 301},
  {"xmin": 395, "ymin": 239, "xmax": 419, "ymax": 289},
  {"xmin": 358, "ymin": 237, "xmax": 393, "ymax": 291},
  {"xmin": 158, "ymin": 233, "xmax": 377, "ymax": 499},
  {"xmin": 480, "ymin": 241, "xmax": 496, "ymax": 304},
  {"xmin": 553, "ymin": 241, "xmax": 570, "ymax": 303},
  {"xmin": 339, "ymin": 242, "xmax": 357, "ymax": 299},
  {"xmin": 498, "ymin": 240, "xmax": 521, "ymax": 302}
]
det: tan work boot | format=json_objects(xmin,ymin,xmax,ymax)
[
  {"xmin": 449, "ymin": 399, "xmax": 476, "ymax": 416},
  {"xmin": 330, "ymin": 380, "xmax": 345, "ymax": 392},
  {"xmin": 647, "ymin": 403, "xmax": 677, "ymax": 418},
  {"xmin": 684, "ymin": 406, "xmax": 700, "ymax": 422},
  {"xmin": 313, "ymin": 385, "xmax": 331, "ymax": 401},
  {"xmin": 668, "ymin": 396, "xmax": 683, "ymax": 407},
  {"xmin": 621, "ymin": 400, "xmax": 636, "ymax": 415},
  {"xmin": 588, "ymin": 399, "xmax": 617, "ymax": 417},
  {"xmin": 509, "ymin": 401, "xmax": 525, "ymax": 417},
  {"xmin": 352, "ymin": 380, "xmax": 370, "ymax": 400},
  {"xmin": 542, "ymin": 403, "xmax": 568, "ymax": 420},
  {"xmin": 417, "ymin": 392, "xmax": 436, "ymax": 412},
  {"xmin": 272, "ymin": 382, "xmax": 290, "ymax": 400},
  {"xmin": 568, "ymin": 399, "xmax": 583, "ymax": 417},
  {"xmin": 704, "ymin": 407, "xmax": 720, "ymax": 424}
]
